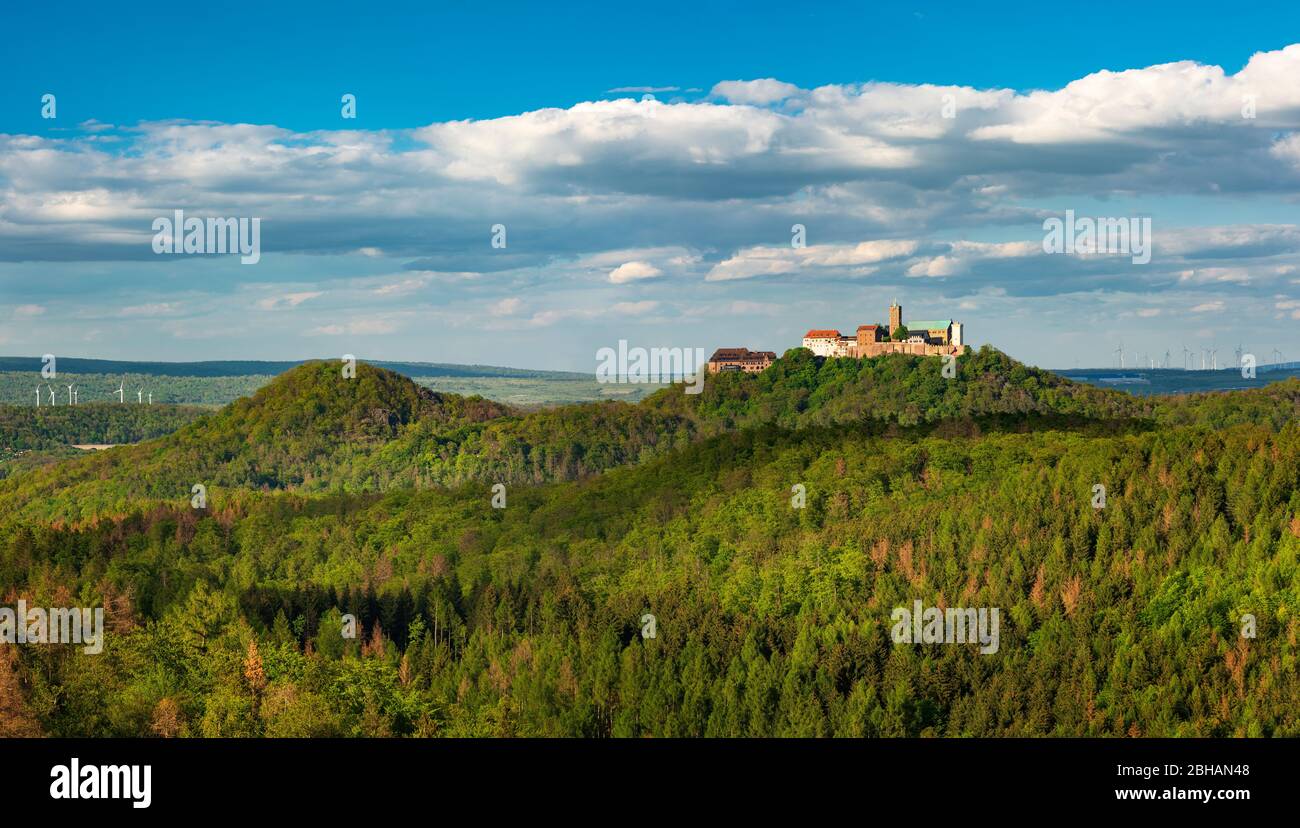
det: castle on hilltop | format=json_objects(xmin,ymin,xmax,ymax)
[
  {"xmin": 803, "ymin": 302, "xmax": 966, "ymax": 359},
  {"xmin": 706, "ymin": 302, "xmax": 966, "ymax": 375}
]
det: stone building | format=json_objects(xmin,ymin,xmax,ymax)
[
  {"xmin": 707, "ymin": 347, "xmax": 777, "ymax": 374},
  {"xmin": 806, "ymin": 303, "xmax": 967, "ymax": 359}
]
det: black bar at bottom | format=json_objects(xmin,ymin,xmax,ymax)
[{"xmin": 2, "ymin": 737, "xmax": 1285, "ymax": 816}]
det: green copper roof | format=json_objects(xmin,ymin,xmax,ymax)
[{"xmin": 905, "ymin": 320, "xmax": 952, "ymax": 330}]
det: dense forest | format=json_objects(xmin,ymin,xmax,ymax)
[
  {"xmin": 0, "ymin": 351, "xmax": 1295, "ymax": 737},
  {"xmin": 0, "ymin": 402, "xmax": 210, "ymax": 482},
  {"xmin": 0, "ymin": 402, "xmax": 209, "ymax": 451}
]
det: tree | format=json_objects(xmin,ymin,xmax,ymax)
[
  {"xmin": 150, "ymin": 698, "xmax": 184, "ymax": 737},
  {"xmin": 0, "ymin": 646, "xmax": 41, "ymax": 737},
  {"xmin": 244, "ymin": 640, "xmax": 268, "ymax": 696}
]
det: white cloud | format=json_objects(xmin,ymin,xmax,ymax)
[
  {"xmin": 611, "ymin": 300, "xmax": 659, "ymax": 315},
  {"xmin": 609, "ymin": 261, "xmax": 663, "ymax": 283},
  {"xmin": 707, "ymin": 239, "xmax": 919, "ymax": 282},
  {"xmin": 710, "ymin": 79, "xmax": 802, "ymax": 105},
  {"xmin": 971, "ymin": 45, "xmax": 1300, "ymax": 144},
  {"xmin": 255, "ymin": 291, "xmax": 322, "ymax": 310},
  {"xmin": 607, "ymin": 86, "xmax": 681, "ymax": 94},
  {"xmin": 490, "ymin": 297, "xmax": 523, "ymax": 316},
  {"xmin": 371, "ymin": 278, "xmax": 428, "ymax": 296},
  {"xmin": 121, "ymin": 302, "xmax": 183, "ymax": 317},
  {"xmin": 305, "ymin": 317, "xmax": 401, "ymax": 336},
  {"xmin": 3, "ymin": 45, "xmax": 1300, "ymax": 369}
]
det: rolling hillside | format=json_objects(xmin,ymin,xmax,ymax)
[{"xmin": 1, "ymin": 348, "xmax": 1297, "ymax": 738}]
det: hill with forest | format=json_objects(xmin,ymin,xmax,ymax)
[
  {"xmin": 8, "ymin": 347, "xmax": 1300, "ymax": 524},
  {"xmin": 0, "ymin": 348, "xmax": 1148, "ymax": 522},
  {"xmin": 0, "ymin": 347, "xmax": 1296, "ymax": 738}
]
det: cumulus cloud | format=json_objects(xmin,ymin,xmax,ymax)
[
  {"xmin": 3, "ymin": 45, "xmax": 1300, "ymax": 366},
  {"xmin": 710, "ymin": 79, "xmax": 803, "ymax": 105},
  {"xmin": 4, "ymin": 45, "xmax": 1300, "ymax": 268},
  {"xmin": 609, "ymin": 261, "xmax": 664, "ymax": 283},
  {"xmin": 707, "ymin": 239, "xmax": 919, "ymax": 281}
]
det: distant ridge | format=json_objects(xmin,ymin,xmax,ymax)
[
  {"xmin": 0, "ymin": 355, "xmax": 588, "ymax": 380},
  {"xmin": 1055, "ymin": 363, "xmax": 1300, "ymax": 396}
]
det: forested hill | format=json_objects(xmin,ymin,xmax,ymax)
[
  {"xmin": 3, "ymin": 347, "xmax": 1298, "ymax": 524},
  {"xmin": 2, "ymin": 349, "xmax": 1299, "ymax": 738},
  {"xmin": 646, "ymin": 346, "xmax": 1156, "ymax": 428},
  {"xmin": 0, "ymin": 362, "xmax": 514, "ymax": 521},
  {"xmin": 4, "ymin": 382, "xmax": 1298, "ymax": 737}
]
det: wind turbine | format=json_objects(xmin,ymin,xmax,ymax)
[
  {"xmin": 137, "ymin": 388, "xmax": 143, "ymax": 404},
  {"xmin": 46, "ymin": 385, "xmax": 55, "ymax": 406},
  {"xmin": 1114, "ymin": 343, "xmax": 1124, "ymax": 369},
  {"xmin": 1272, "ymin": 348, "xmax": 1285, "ymax": 366},
  {"xmin": 148, "ymin": 392, "xmax": 152, "ymax": 405},
  {"xmin": 35, "ymin": 385, "xmax": 41, "ymax": 407},
  {"xmin": 65, "ymin": 384, "xmax": 74, "ymax": 405},
  {"xmin": 115, "ymin": 381, "xmax": 125, "ymax": 404},
  {"xmin": 1182, "ymin": 345, "xmax": 1190, "ymax": 370},
  {"xmin": 1210, "ymin": 348, "xmax": 1218, "ymax": 371},
  {"xmin": 1163, "ymin": 350, "xmax": 1171, "ymax": 369},
  {"xmin": 72, "ymin": 387, "xmax": 78, "ymax": 405}
]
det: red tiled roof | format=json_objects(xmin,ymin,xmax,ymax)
[{"xmin": 804, "ymin": 329, "xmax": 841, "ymax": 338}]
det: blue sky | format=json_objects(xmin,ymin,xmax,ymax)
[
  {"xmin": 3, "ymin": 2, "xmax": 1300, "ymax": 370},
  {"xmin": 6, "ymin": 1, "xmax": 1296, "ymax": 132}
]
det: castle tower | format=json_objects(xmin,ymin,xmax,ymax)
[{"xmin": 889, "ymin": 301, "xmax": 902, "ymax": 336}]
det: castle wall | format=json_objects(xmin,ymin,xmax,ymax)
[
  {"xmin": 806, "ymin": 306, "xmax": 967, "ymax": 361},
  {"xmin": 852, "ymin": 341, "xmax": 967, "ymax": 358}
]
